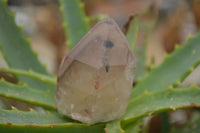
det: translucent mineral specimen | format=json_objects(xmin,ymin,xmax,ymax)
[{"xmin": 56, "ymin": 18, "xmax": 136, "ymax": 124}]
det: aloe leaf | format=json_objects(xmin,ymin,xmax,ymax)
[
  {"xmin": 131, "ymin": 32, "xmax": 200, "ymax": 99},
  {"xmin": 59, "ymin": 0, "xmax": 89, "ymax": 48},
  {"xmin": 133, "ymin": 18, "xmax": 155, "ymax": 79},
  {"xmin": 0, "ymin": 109, "xmax": 105, "ymax": 133},
  {"xmin": 126, "ymin": 17, "xmax": 139, "ymax": 51},
  {"xmin": 0, "ymin": 124, "xmax": 105, "ymax": 133},
  {"xmin": 123, "ymin": 87, "xmax": 200, "ymax": 123},
  {"xmin": 0, "ymin": 67, "xmax": 56, "ymax": 86},
  {"xmin": 0, "ymin": 81, "xmax": 55, "ymax": 110},
  {"xmin": 0, "ymin": 1, "xmax": 55, "ymax": 92},
  {"xmin": 124, "ymin": 120, "xmax": 141, "ymax": 133},
  {"xmin": 125, "ymin": 15, "xmax": 155, "ymax": 80},
  {"xmin": 105, "ymin": 120, "xmax": 124, "ymax": 133},
  {"xmin": 0, "ymin": 109, "xmax": 67, "ymax": 124},
  {"xmin": 161, "ymin": 112, "xmax": 170, "ymax": 133}
]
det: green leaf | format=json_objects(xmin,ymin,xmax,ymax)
[
  {"xmin": 131, "ymin": 32, "xmax": 200, "ymax": 99},
  {"xmin": 124, "ymin": 120, "xmax": 141, "ymax": 133},
  {"xmin": 0, "ymin": 1, "xmax": 55, "ymax": 92},
  {"xmin": 161, "ymin": 112, "xmax": 170, "ymax": 133},
  {"xmin": 0, "ymin": 81, "xmax": 55, "ymax": 110},
  {"xmin": 0, "ymin": 109, "xmax": 67, "ymax": 124},
  {"xmin": 126, "ymin": 17, "xmax": 139, "ymax": 51},
  {"xmin": 123, "ymin": 87, "xmax": 200, "ymax": 123},
  {"xmin": 133, "ymin": 18, "xmax": 155, "ymax": 79},
  {"xmin": 0, "ymin": 124, "xmax": 105, "ymax": 133},
  {"xmin": 105, "ymin": 120, "xmax": 124, "ymax": 133},
  {"xmin": 59, "ymin": 0, "xmax": 89, "ymax": 48},
  {"xmin": 0, "ymin": 67, "xmax": 56, "ymax": 86},
  {"xmin": 0, "ymin": 109, "xmax": 105, "ymax": 133}
]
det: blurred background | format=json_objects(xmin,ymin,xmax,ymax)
[{"xmin": 0, "ymin": 0, "xmax": 200, "ymax": 132}]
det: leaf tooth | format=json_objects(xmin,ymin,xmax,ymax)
[
  {"xmin": 169, "ymin": 106, "xmax": 176, "ymax": 111},
  {"xmin": 18, "ymin": 25, "xmax": 24, "ymax": 30},
  {"xmin": 28, "ymin": 69, "xmax": 33, "ymax": 72},
  {"xmin": 58, "ymin": 3, "xmax": 64, "ymax": 13},
  {"xmin": 84, "ymin": 16, "xmax": 90, "ymax": 25},
  {"xmin": 26, "ymin": 37, "xmax": 32, "ymax": 44},
  {"xmin": 61, "ymin": 22, "xmax": 66, "ymax": 29},
  {"xmin": 46, "ymin": 89, "xmax": 52, "ymax": 94},
  {"xmin": 191, "ymin": 84, "xmax": 198, "ymax": 88},
  {"xmin": 29, "ymin": 108, "xmax": 34, "ymax": 112},
  {"xmin": 149, "ymin": 64, "xmax": 156, "ymax": 71},
  {"xmin": 33, "ymin": 51, "xmax": 39, "ymax": 57},
  {"xmin": 188, "ymin": 66, "xmax": 194, "ymax": 73},
  {"xmin": 3, "ymin": 0, "xmax": 8, "ymax": 3},
  {"xmin": 137, "ymin": 77, "xmax": 143, "ymax": 83},
  {"xmin": 49, "ymin": 124, "xmax": 54, "ymax": 128},
  {"xmin": 41, "ymin": 63, "xmax": 47, "ymax": 70},
  {"xmin": 99, "ymin": 14, "xmax": 108, "ymax": 20},
  {"xmin": 79, "ymin": 1, "xmax": 85, "ymax": 10},
  {"xmin": 168, "ymin": 85, "xmax": 173, "ymax": 89},
  {"xmin": 173, "ymin": 80, "xmax": 181, "ymax": 87},
  {"xmin": 164, "ymin": 52, "xmax": 169, "ymax": 60},
  {"xmin": 0, "ymin": 77, "xmax": 5, "ymax": 82},
  {"xmin": 22, "ymin": 83, "xmax": 28, "ymax": 87},
  {"xmin": 148, "ymin": 112, "xmax": 152, "ymax": 116},
  {"xmin": 144, "ymin": 90, "xmax": 149, "ymax": 95},
  {"xmin": 66, "ymin": 40, "xmax": 71, "ymax": 49},
  {"xmin": 174, "ymin": 44, "xmax": 180, "ymax": 50},
  {"xmin": 12, "ymin": 12, "xmax": 16, "ymax": 17},
  {"xmin": 187, "ymin": 34, "xmax": 194, "ymax": 41},
  {"xmin": 66, "ymin": 123, "xmax": 73, "ymax": 126},
  {"xmin": 11, "ymin": 106, "xmax": 18, "ymax": 111}
]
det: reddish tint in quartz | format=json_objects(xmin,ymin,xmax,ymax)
[{"xmin": 55, "ymin": 18, "xmax": 136, "ymax": 124}]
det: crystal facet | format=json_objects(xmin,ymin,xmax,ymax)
[{"xmin": 56, "ymin": 18, "xmax": 136, "ymax": 124}]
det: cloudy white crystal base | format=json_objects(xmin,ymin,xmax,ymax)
[{"xmin": 56, "ymin": 59, "xmax": 135, "ymax": 124}]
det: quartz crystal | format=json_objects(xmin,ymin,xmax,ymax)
[{"xmin": 56, "ymin": 18, "xmax": 136, "ymax": 124}]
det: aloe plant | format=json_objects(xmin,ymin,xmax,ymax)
[{"xmin": 0, "ymin": 0, "xmax": 200, "ymax": 133}]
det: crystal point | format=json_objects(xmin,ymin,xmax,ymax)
[{"xmin": 56, "ymin": 18, "xmax": 136, "ymax": 124}]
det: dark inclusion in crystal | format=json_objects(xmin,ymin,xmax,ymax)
[
  {"xmin": 103, "ymin": 40, "xmax": 114, "ymax": 72},
  {"xmin": 104, "ymin": 40, "xmax": 114, "ymax": 48}
]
